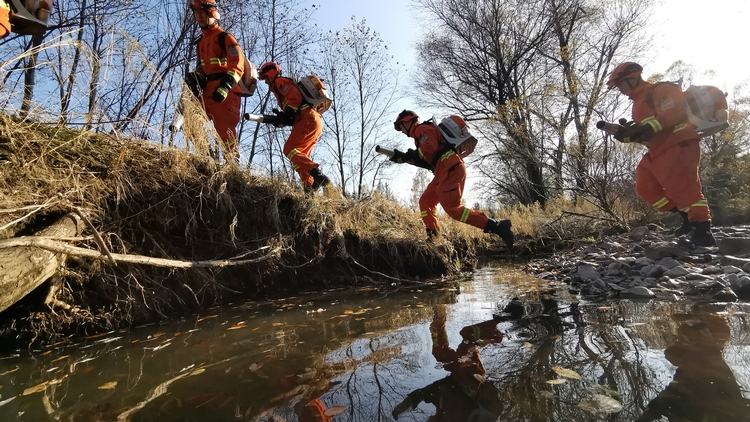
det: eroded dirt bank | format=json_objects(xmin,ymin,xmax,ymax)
[{"xmin": 0, "ymin": 116, "xmax": 494, "ymax": 348}]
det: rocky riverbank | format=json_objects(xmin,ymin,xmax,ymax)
[{"xmin": 525, "ymin": 226, "xmax": 750, "ymax": 302}]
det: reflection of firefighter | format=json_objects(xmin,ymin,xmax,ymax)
[
  {"xmin": 637, "ymin": 304, "xmax": 750, "ymax": 421},
  {"xmin": 1, "ymin": 0, "xmax": 10, "ymax": 38},
  {"xmin": 392, "ymin": 306, "xmax": 504, "ymax": 421}
]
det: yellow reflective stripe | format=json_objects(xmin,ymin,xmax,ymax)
[
  {"xmin": 300, "ymin": 104, "xmax": 310, "ymax": 110},
  {"xmin": 679, "ymin": 206, "xmax": 690, "ymax": 212},
  {"xmin": 418, "ymin": 148, "xmax": 425, "ymax": 159},
  {"xmin": 420, "ymin": 211, "xmax": 429, "ymax": 217},
  {"xmin": 286, "ymin": 148, "xmax": 300, "ymax": 161},
  {"xmin": 431, "ymin": 209, "xmax": 438, "ymax": 215},
  {"xmin": 200, "ymin": 60, "xmax": 206, "ymax": 66},
  {"xmin": 226, "ymin": 70, "xmax": 241, "ymax": 83},
  {"xmin": 1, "ymin": 1, "xmax": 9, "ymax": 11},
  {"xmin": 652, "ymin": 198, "xmax": 669, "ymax": 209},
  {"xmin": 293, "ymin": 165, "xmax": 300, "ymax": 170},
  {"xmin": 460, "ymin": 208, "xmax": 471, "ymax": 223},
  {"xmin": 209, "ymin": 58, "xmax": 228, "ymax": 66},
  {"xmin": 440, "ymin": 150, "xmax": 455, "ymax": 161},
  {"xmin": 692, "ymin": 199, "xmax": 709, "ymax": 208},
  {"xmin": 641, "ymin": 116, "xmax": 662, "ymax": 133},
  {"xmin": 673, "ymin": 124, "xmax": 687, "ymax": 132}
]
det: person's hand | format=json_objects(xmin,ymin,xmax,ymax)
[
  {"xmin": 389, "ymin": 149, "xmax": 406, "ymax": 163},
  {"xmin": 185, "ymin": 71, "xmax": 206, "ymax": 97},
  {"xmin": 211, "ymin": 84, "xmax": 230, "ymax": 102},
  {"xmin": 615, "ymin": 123, "xmax": 654, "ymax": 144}
]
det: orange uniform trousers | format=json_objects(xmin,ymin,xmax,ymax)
[
  {"xmin": 284, "ymin": 106, "xmax": 322, "ymax": 187},
  {"xmin": 419, "ymin": 154, "xmax": 489, "ymax": 231},
  {"xmin": 295, "ymin": 398, "xmax": 331, "ymax": 422},
  {"xmin": 202, "ymin": 80, "xmax": 241, "ymax": 161},
  {"xmin": 635, "ymin": 139, "xmax": 710, "ymax": 222}
]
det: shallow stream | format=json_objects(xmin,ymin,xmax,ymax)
[{"xmin": 1, "ymin": 265, "xmax": 749, "ymax": 421}]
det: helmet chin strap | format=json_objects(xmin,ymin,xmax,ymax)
[{"xmin": 200, "ymin": 18, "xmax": 217, "ymax": 29}]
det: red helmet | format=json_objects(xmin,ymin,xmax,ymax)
[
  {"xmin": 188, "ymin": 0, "xmax": 220, "ymax": 20},
  {"xmin": 258, "ymin": 62, "xmax": 282, "ymax": 80},
  {"xmin": 607, "ymin": 62, "xmax": 643, "ymax": 90},
  {"xmin": 394, "ymin": 110, "xmax": 418, "ymax": 131}
]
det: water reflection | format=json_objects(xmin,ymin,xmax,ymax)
[
  {"xmin": 637, "ymin": 303, "xmax": 750, "ymax": 422},
  {"xmin": 392, "ymin": 305, "xmax": 503, "ymax": 420},
  {"xmin": 0, "ymin": 268, "xmax": 749, "ymax": 421}
]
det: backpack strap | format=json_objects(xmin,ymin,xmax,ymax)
[{"xmin": 218, "ymin": 31, "xmax": 228, "ymax": 55}]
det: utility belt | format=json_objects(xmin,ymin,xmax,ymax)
[{"xmin": 206, "ymin": 73, "xmax": 226, "ymax": 81}]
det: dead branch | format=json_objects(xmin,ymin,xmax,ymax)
[{"xmin": 0, "ymin": 237, "xmax": 278, "ymax": 268}]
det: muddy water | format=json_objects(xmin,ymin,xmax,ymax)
[{"xmin": 1, "ymin": 266, "xmax": 750, "ymax": 422}]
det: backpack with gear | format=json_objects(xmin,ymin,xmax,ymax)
[
  {"xmin": 297, "ymin": 74, "xmax": 333, "ymax": 113},
  {"xmin": 432, "ymin": 115, "xmax": 478, "ymax": 158},
  {"xmin": 646, "ymin": 82, "xmax": 729, "ymax": 137},
  {"xmin": 216, "ymin": 32, "xmax": 258, "ymax": 97}
]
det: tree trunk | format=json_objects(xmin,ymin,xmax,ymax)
[{"xmin": 0, "ymin": 214, "xmax": 82, "ymax": 312}]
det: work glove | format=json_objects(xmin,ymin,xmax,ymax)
[
  {"xmin": 211, "ymin": 74, "xmax": 237, "ymax": 103},
  {"xmin": 615, "ymin": 123, "xmax": 654, "ymax": 144},
  {"xmin": 389, "ymin": 149, "xmax": 407, "ymax": 163},
  {"xmin": 271, "ymin": 108, "xmax": 294, "ymax": 127},
  {"xmin": 185, "ymin": 71, "xmax": 206, "ymax": 98}
]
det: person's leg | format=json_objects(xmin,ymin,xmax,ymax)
[{"xmin": 284, "ymin": 108, "xmax": 323, "ymax": 187}]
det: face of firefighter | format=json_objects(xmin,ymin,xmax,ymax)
[
  {"xmin": 397, "ymin": 119, "xmax": 415, "ymax": 135},
  {"xmin": 616, "ymin": 78, "xmax": 639, "ymax": 96},
  {"xmin": 193, "ymin": 8, "xmax": 215, "ymax": 28}
]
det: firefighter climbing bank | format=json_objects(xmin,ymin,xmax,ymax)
[
  {"xmin": 257, "ymin": 61, "xmax": 331, "ymax": 194},
  {"xmin": 606, "ymin": 62, "xmax": 717, "ymax": 247},
  {"xmin": 185, "ymin": 0, "xmax": 246, "ymax": 163}
]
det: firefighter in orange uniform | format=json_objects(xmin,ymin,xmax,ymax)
[
  {"xmin": 608, "ymin": 62, "xmax": 715, "ymax": 246},
  {"xmin": 1, "ymin": 0, "xmax": 11, "ymax": 38},
  {"xmin": 186, "ymin": 0, "xmax": 244, "ymax": 163},
  {"xmin": 257, "ymin": 62, "xmax": 331, "ymax": 193},
  {"xmin": 391, "ymin": 110, "xmax": 514, "ymax": 248}
]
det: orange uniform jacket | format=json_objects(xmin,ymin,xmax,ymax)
[
  {"xmin": 195, "ymin": 26, "xmax": 245, "ymax": 158},
  {"xmin": 268, "ymin": 77, "xmax": 322, "ymax": 187},
  {"xmin": 409, "ymin": 122, "xmax": 489, "ymax": 231},
  {"xmin": 1, "ymin": 0, "xmax": 11, "ymax": 39},
  {"xmin": 629, "ymin": 81, "xmax": 710, "ymax": 222}
]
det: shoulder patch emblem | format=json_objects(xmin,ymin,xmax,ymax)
[
  {"xmin": 658, "ymin": 97, "xmax": 675, "ymax": 111},
  {"xmin": 227, "ymin": 45, "xmax": 240, "ymax": 58}
]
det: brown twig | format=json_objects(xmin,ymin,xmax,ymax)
[{"xmin": 73, "ymin": 207, "xmax": 117, "ymax": 266}]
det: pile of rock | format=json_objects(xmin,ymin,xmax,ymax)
[{"xmin": 525, "ymin": 226, "xmax": 750, "ymax": 301}]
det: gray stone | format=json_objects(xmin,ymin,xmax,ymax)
[
  {"xmin": 577, "ymin": 264, "xmax": 601, "ymax": 281},
  {"xmin": 620, "ymin": 286, "xmax": 655, "ymax": 299},
  {"xmin": 645, "ymin": 246, "xmax": 689, "ymax": 261},
  {"xmin": 743, "ymin": 262, "xmax": 750, "ymax": 273},
  {"xmin": 629, "ymin": 226, "xmax": 650, "ymax": 241},
  {"xmin": 723, "ymin": 266, "xmax": 742, "ymax": 274},
  {"xmin": 657, "ymin": 257, "xmax": 681, "ymax": 269},
  {"xmin": 664, "ymin": 266, "xmax": 689, "ymax": 278},
  {"xmin": 686, "ymin": 273, "xmax": 713, "ymax": 281},
  {"xmin": 720, "ymin": 255, "xmax": 750, "ymax": 267},
  {"xmin": 634, "ymin": 257, "xmax": 655, "ymax": 267},
  {"xmin": 701, "ymin": 266, "xmax": 722, "ymax": 275},
  {"xmin": 645, "ymin": 265, "xmax": 669, "ymax": 278},
  {"xmin": 719, "ymin": 237, "xmax": 750, "ymax": 256}
]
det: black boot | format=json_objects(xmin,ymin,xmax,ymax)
[
  {"xmin": 309, "ymin": 167, "xmax": 330, "ymax": 192},
  {"xmin": 426, "ymin": 228, "xmax": 439, "ymax": 240},
  {"xmin": 670, "ymin": 208, "xmax": 692, "ymax": 236},
  {"xmin": 689, "ymin": 220, "xmax": 716, "ymax": 247},
  {"xmin": 484, "ymin": 219, "xmax": 514, "ymax": 249}
]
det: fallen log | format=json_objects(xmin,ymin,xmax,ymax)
[{"xmin": 0, "ymin": 214, "xmax": 83, "ymax": 313}]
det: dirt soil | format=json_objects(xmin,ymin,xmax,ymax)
[{"xmin": 0, "ymin": 115, "xmax": 504, "ymax": 349}]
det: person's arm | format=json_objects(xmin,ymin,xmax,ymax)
[{"xmin": 642, "ymin": 83, "xmax": 689, "ymax": 134}]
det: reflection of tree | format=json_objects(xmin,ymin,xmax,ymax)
[
  {"xmin": 636, "ymin": 303, "xmax": 750, "ymax": 422},
  {"xmin": 392, "ymin": 305, "xmax": 504, "ymax": 421}
]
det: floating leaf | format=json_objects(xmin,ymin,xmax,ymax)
[
  {"xmin": 1, "ymin": 367, "xmax": 18, "ymax": 375},
  {"xmin": 151, "ymin": 342, "xmax": 172, "ymax": 352},
  {"xmin": 272, "ymin": 323, "xmax": 283, "ymax": 327},
  {"xmin": 227, "ymin": 323, "xmax": 246, "ymax": 331},
  {"xmin": 51, "ymin": 355, "xmax": 69, "ymax": 363},
  {"xmin": 0, "ymin": 396, "xmax": 15, "ymax": 406},
  {"xmin": 98, "ymin": 381, "xmax": 117, "ymax": 390},
  {"xmin": 78, "ymin": 366, "xmax": 94, "ymax": 374},
  {"xmin": 249, "ymin": 363, "xmax": 262, "ymax": 372},
  {"xmin": 597, "ymin": 307, "xmax": 612, "ymax": 311},
  {"xmin": 22, "ymin": 378, "xmax": 63, "ymax": 395},
  {"xmin": 546, "ymin": 379, "xmax": 567, "ymax": 385},
  {"xmin": 552, "ymin": 366, "xmax": 581, "ymax": 380},
  {"xmin": 190, "ymin": 368, "xmax": 205, "ymax": 376},
  {"xmin": 577, "ymin": 394, "xmax": 623, "ymax": 414},
  {"xmin": 197, "ymin": 314, "xmax": 218, "ymax": 322}
]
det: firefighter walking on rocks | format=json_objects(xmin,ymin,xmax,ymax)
[
  {"xmin": 257, "ymin": 62, "xmax": 331, "ymax": 194},
  {"xmin": 186, "ymin": 0, "xmax": 244, "ymax": 164},
  {"xmin": 391, "ymin": 110, "xmax": 514, "ymax": 248},
  {"xmin": 607, "ymin": 62, "xmax": 716, "ymax": 247}
]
